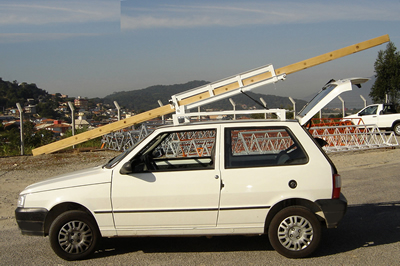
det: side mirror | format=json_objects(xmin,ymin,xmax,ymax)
[{"xmin": 119, "ymin": 162, "xmax": 133, "ymax": 175}]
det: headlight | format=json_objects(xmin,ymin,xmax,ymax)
[{"xmin": 17, "ymin": 195, "xmax": 26, "ymax": 207}]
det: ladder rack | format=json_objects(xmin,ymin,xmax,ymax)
[{"xmin": 170, "ymin": 64, "xmax": 286, "ymax": 115}]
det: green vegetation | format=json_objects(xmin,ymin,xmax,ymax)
[
  {"xmin": 63, "ymin": 128, "xmax": 102, "ymax": 149},
  {"xmin": 0, "ymin": 79, "xmax": 47, "ymax": 112},
  {"xmin": 0, "ymin": 121, "xmax": 54, "ymax": 156},
  {"xmin": 370, "ymin": 42, "xmax": 400, "ymax": 106}
]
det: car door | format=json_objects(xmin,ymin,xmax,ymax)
[
  {"xmin": 111, "ymin": 127, "xmax": 221, "ymax": 234},
  {"xmin": 217, "ymin": 124, "xmax": 332, "ymax": 230},
  {"xmin": 358, "ymin": 105, "xmax": 379, "ymax": 125}
]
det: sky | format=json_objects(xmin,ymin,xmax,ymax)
[{"xmin": 1, "ymin": 0, "xmax": 399, "ymax": 108}]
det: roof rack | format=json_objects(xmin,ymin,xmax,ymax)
[
  {"xmin": 169, "ymin": 64, "xmax": 286, "ymax": 115},
  {"xmin": 169, "ymin": 64, "xmax": 286, "ymax": 125},
  {"xmin": 172, "ymin": 109, "xmax": 286, "ymax": 125}
]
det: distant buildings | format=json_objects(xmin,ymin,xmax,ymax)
[{"xmin": 74, "ymin": 96, "xmax": 88, "ymax": 110}]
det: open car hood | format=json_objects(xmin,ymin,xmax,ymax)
[{"xmin": 296, "ymin": 78, "xmax": 369, "ymax": 126}]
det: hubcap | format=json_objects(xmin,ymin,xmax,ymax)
[
  {"xmin": 58, "ymin": 220, "xmax": 93, "ymax": 254},
  {"xmin": 277, "ymin": 215, "xmax": 313, "ymax": 251},
  {"xmin": 395, "ymin": 125, "xmax": 400, "ymax": 135}
]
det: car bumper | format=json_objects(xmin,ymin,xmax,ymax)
[
  {"xmin": 15, "ymin": 207, "xmax": 48, "ymax": 236},
  {"xmin": 316, "ymin": 193, "xmax": 348, "ymax": 228}
]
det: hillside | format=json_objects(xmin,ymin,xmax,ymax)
[
  {"xmin": 102, "ymin": 81, "xmax": 307, "ymax": 112},
  {"xmin": 0, "ymin": 79, "xmax": 48, "ymax": 108}
]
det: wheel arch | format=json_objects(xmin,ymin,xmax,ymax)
[
  {"xmin": 391, "ymin": 120, "xmax": 400, "ymax": 128},
  {"xmin": 44, "ymin": 202, "xmax": 96, "ymax": 236},
  {"xmin": 264, "ymin": 198, "xmax": 323, "ymax": 233}
]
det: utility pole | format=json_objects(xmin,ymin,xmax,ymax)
[
  {"xmin": 114, "ymin": 101, "xmax": 121, "ymax": 121},
  {"xmin": 157, "ymin": 100, "xmax": 165, "ymax": 123},
  {"xmin": 360, "ymin": 95, "xmax": 367, "ymax": 108},
  {"xmin": 229, "ymin": 98, "xmax": 236, "ymax": 120},
  {"xmin": 338, "ymin": 96, "xmax": 345, "ymax": 118},
  {"xmin": 288, "ymin": 97, "xmax": 296, "ymax": 119},
  {"xmin": 16, "ymin": 103, "xmax": 24, "ymax": 155},
  {"xmin": 260, "ymin": 97, "xmax": 267, "ymax": 119},
  {"xmin": 68, "ymin": 102, "xmax": 75, "ymax": 149}
]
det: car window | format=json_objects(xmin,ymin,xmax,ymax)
[
  {"xmin": 133, "ymin": 129, "xmax": 216, "ymax": 172},
  {"xmin": 382, "ymin": 105, "xmax": 397, "ymax": 114},
  {"xmin": 360, "ymin": 105, "xmax": 378, "ymax": 115},
  {"xmin": 224, "ymin": 127, "xmax": 308, "ymax": 168}
]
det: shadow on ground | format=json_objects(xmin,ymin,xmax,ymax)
[{"xmin": 92, "ymin": 201, "xmax": 400, "ymax": 259}]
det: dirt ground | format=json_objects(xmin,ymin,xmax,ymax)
[{"xmin": 1, "ymin": 147, "xmax": 399, "ymax": 230}]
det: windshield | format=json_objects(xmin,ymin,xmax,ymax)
[
  {"xmin": 103, "ymin": 132, "xmax": 152, "ymax": 169},
  {"xmin": 298, "ymin": 84, "xmax": 337, "ymax": 118}
]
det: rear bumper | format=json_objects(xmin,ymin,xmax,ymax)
[
  {"xmin": 15, "ymin": 207, "xmax": 48, "ymax": 236},
  {"xmin": 316, "ymin": 193, "xmax": 347, "ymax": 228}
]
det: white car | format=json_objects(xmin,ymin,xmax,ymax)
[
  {"xmin": 17, "ymin": 78, "xmax": 369, "ymax": 260},
  {"xmin": 16, "ymin": 119, "xmax": 346, "ymax": 260}
]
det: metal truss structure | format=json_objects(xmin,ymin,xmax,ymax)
[
  {"xmin": 231, "ymin": 129, "xmax": 292, "ymax": 155},
  {"xmin": 101, "ymin": 121, "xmax": 169, "ymax": 151},
  {"xmin": 308, "ymin": 118, "xmax": 399, "ymax": 152},
  {"xmin": 102, "ymin": 117, "xmax": 399, "ymax": 153},
  {"xmin": 161, "ymin": 130, "xmax": 216, "ymax": 158}
]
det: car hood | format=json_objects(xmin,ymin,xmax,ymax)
[
  {"xmin": 21, "ymin": 166, "xmax": 112, "ymax": 194},
  {"xmin": 344, "ymin": 113, "xmax": 359, "ymax": 119}
]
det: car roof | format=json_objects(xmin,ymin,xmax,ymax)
[{"xmin": 156, "ymin": 118, "xmax": 300, "ymax": 129}]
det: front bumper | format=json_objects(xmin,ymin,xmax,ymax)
[
  {"xmin": 316, "ymin": 193, "xmax": 348, "ymax": 228},
  {"xmin": 15, "ymin": 207, "xmax": 48, "ymax": 236}
]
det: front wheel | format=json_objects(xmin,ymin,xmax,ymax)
[
  {"xmin": 268, "ymin": 206, "xmax": 321, "ymax": 258},
  {"xmin": 393, "ymin": 123, "xmax": 400, "ymax": 136},
  {"xmin": 49, "ymin": 210, "xmax": 100, "ymax": 261}
]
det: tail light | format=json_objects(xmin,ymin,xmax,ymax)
[{"xmin": 332, "ymin": 174, "xmax": 341, "ymax": 199}]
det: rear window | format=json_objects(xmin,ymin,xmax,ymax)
[{"xmin": 225, "ymin": 127, "xmax": 308, "ymax": 168}]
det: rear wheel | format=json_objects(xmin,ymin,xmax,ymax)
[
  {"xmin": 49, "ymin": 210, "xmax": 100, "ymax": 261},
  {"xmin": 393, "ymin": 123, "xmax": 400, "ymax": 136},
  {"xmin": 268, "ymin": 206, "xmax": 321, "ymax": 258}
]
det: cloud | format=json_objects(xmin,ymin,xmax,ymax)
[
  {"xmin": 121, "ymin": 1, "xmax": 400, "ymax": 30},
  {"xmin": 0, "ymin": 33, "xmax": 102, "ymax": 43},
  {"xmin": 0, "ymin": 0, "xmax": 119, "ymax": 27}
]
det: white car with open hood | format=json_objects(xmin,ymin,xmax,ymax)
[{"xmin": 16, "ymin": 78, "xmax": 367, "ymax": 261}]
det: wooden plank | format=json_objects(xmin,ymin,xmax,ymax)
[
  {"xmin": 274, "ymin": 34, "xmax": 390, "ymax": 76},
  {"xmin": 177, "ymin": 34, "xmax": 390, "ymax": 106},
  {"xmin": 32, "ymin": 35, "xmax": 389, "ymax": 156}
]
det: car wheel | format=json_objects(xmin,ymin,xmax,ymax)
[
  {"xmin": 268, "ymin": 206, "xmax": 321, "ymax": 258},
  {"xmin": 49, "ymin": 210, "xmax": 100, "ymax": 261},
  {"xmin": 393, "ymin": 123, "xmax": 400, "ymax": 136}
]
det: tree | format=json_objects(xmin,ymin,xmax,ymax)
[{"xmin": 370, "ymin": 42, "xmax": 400, "ymax": 105}]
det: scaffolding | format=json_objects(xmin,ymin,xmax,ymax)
[
  {"xmin": 102, "ymin": 116, "xmax": 399, "ymax": 153},
  {"xmin": 101, "ymin": 121, "xmax": 169, "ymax": 151},
  {"xmin": 231, "ymin": 129, "xmax": 293, "ymax": 155},
  {"xmin": 308, "ymin": 118, "xmax": 398, "ymax": 152}
]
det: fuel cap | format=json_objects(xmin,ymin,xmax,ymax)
[{"xmin": 289, "ymin": 180, "xmax": 297, "ymax": 189}]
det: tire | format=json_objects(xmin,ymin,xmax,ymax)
[
  {"xmin": 268, "ymin": 206, "xmax": 321, "ymax": 258},
  {"xmin": 49, "ymin": 210, "xmax": 100, "ymax": 261},
  {"xmin": 393, "ymin": 123, "xmax": 400, "ymax": 136}
]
